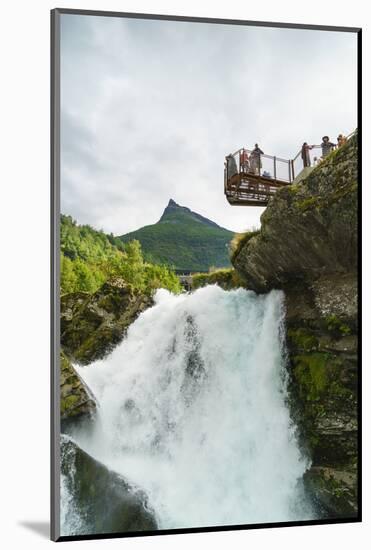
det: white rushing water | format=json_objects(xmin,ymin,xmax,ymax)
[{"xmin": 70, "ymin": 285, "xmax": 314, "ymax": 530}]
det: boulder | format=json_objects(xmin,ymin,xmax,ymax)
[
  {"xmin": 303, "ymin": 467, "xmax": 357, "ymax": 518},
  {"xmin": 61, "ymin": 435, "xmax": 157, "ymax": 536}
]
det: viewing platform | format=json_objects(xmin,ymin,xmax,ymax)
[
  {"xmin": 224, "ymin": 132, "xmax": 355, "ymax": 207},
  {"xmin": 224, "ymin": 148, "xmax": 300, "ymax": 206}
]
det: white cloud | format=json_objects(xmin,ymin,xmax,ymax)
[{"xmin": 60, "ymin": 14, "xmax": 357, "ymax": 235}]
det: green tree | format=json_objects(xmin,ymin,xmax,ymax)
[
  {"xmin": 60, "ymin": 255, "xmax": 78, "ymax": 294},
  {"xmin": 60, "ymin": 215, "xmax": 181, "ymax": 295},
  {"xmin": 73, "ymin": 259, "xmax": 97, "ymax": 292}
]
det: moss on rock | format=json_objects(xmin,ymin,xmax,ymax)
[
  {"xmin": 61, "ymin": 278, "xmax": 153, "ymax": 365},
  {"xmin": 286, "ymin": 294, "xmax": 358, "ymax": 517},
  {"xmin": 293, "ymin": 352, "xmax": 330, "ymax": 400},
  {"xmin": 287, "ymin": 327, "xmax": 318, "ymax": 352},
  {"xmin": 325, "ymin": 314, "xmax": 352, "ymax": 336},
  {"xmin": 60, "ymin": 352, "xmax": 96, "ymax": 428}
]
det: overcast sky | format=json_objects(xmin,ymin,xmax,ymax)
[{"xmin": 60, "ymin": 14, "xmax": 357, "ymax": 235}]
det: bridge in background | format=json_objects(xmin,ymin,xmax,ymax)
[{"xmin": 174, "ymin": 270, "xmax": 208, "ymax": 291}]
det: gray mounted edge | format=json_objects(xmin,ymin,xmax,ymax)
[
  {"xmin": 53, "ymin": 7, "xmax": 361, "ymax": 33},
  {"xmin": 51, "ymin": 8, "xmax": 61, "ymax": 543}
]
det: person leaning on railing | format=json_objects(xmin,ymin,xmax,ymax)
[
  {"xmin": 301, "ymin": 142, "xmax": 314, "ymax": 167},
  {"xmin": 319, "ymin": 135, "xmax": 336, "ymax": 158}
]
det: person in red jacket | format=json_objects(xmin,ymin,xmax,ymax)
[{"xmin": 240, "ymin": 149, "xmax": 250, "ymax": 172}]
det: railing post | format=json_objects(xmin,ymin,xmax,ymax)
[
  {"xmin": 291, "ymin": 160, "xmax": 295, "ymax": 182},
  {"xmin": 274, "ymin": 156, "xmax": 277, "ymax": 180}
]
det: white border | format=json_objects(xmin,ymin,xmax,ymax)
[{"xmin": 0, "ymin": 1, "xmax": 369, "ymax": 549}]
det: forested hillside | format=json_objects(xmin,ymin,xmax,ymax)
[
  {"xmin": 60, "ymin": 215, "xmax": 181, "ymax": 294},
  {"xmin": 119, "ymin": 199, "xmax": 234, "ymax": 272}
]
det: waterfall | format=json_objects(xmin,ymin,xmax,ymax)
[{"xmin": 64, "ymin": 285, "xmax": 314, "ymax": 533}]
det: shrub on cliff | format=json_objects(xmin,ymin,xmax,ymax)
[
  {"xmin": 230, "ymin": 229, "xmax": 260, "ymax": 264},
  {"xmin": 192, "ymin": 268, "xmax": 245, "ymax": 290}
]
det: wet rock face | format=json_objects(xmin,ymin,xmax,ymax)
[
  {"xmin": 232, "ymin": 135, "xmax": 358, "ymax": 292},
  {"xmin": 311, "ymin": 273, "xmax": 357, "ymax": 322},
  {"xmin": 61, "ymin": 436, "xmax": 157, "ymax": 536},
  {"xmin": 285, "ymin": 276, "xmax": 358, "ymax": 518},
  {"xmin": 303, "ymin": 467, "xmax": 357, "ymax": 518},
  {"xmin": 60, "ymin": 352, "xmax": 96, "ymax": 429},
  {"xmin": 232, "ymin": 135, "xmax": 359, "ymax": 518},
  {"xmin": 61, "ymin": 278, "xmax": 153, "ymax": 365}
]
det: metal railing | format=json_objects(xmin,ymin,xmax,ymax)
[
  {"xmin": 225, "ymin": 130, "xmax": 356, "ymax": 197},
  {"xmin": 291, "ymin": 130, "xmax": 356, "ymax": 180},
  {"xmin": 225, "ymin": 148, "xmax": 292, "ymax": 187}
]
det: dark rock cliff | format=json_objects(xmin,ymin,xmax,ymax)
[
  {"xmin": 61, "ymin": 435, "xmax": 157, "ymax": 535},
  {"xmin": 233, "ymin": 135, "xmax": 357, "ymax": 292},
  {"xmin": 231, "ymin": 134, "xmax": 359, "ymax": 518}
]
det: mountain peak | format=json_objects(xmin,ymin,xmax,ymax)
[
  {"xmin": 119, "ymin": 199, "xmax": 234, "ymax": 271},
  {"xmin": 160, "ymin": 199, "xmax": 182, "ymax": 221},
  {"xmin": 160, "ymin": 199, "xmax": 226, "ymax": 231}
]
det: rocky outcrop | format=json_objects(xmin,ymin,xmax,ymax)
[
  {"xmin": 61, "ymin": 278, "xmax": 153, "ymax": 365},
  {"xmin": 60, "ymin": 352, "xmax": 96, "ymax": 430},
  {"xmin": 233, "ymin": 135, "xmax": 357, "ymax": 293},
  {"xmin": 61, "ymin": 435, "xmax": 157, "ymax": 535},
  {"xmin": 231, "ymin": 135, "xmax": 359, "ymax": 518},
  {"xmin": 285, "ymin": 280, "xmax": 357, "ymax": 517},
  {"xmin": 60, "ymin": 278, "xmax": 153, "ymax": 428}
]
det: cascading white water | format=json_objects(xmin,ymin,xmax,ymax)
[{"xmin": 70, "ymin": 285, "xmax": 314, "ymax": 530}]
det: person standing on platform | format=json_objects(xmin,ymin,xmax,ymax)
[
  {"xmin": 240, "ymin": 149, "xmax": 250, "ymax": 172},
  {"xmin": 337, "ymin": 134, "xmax": 347, "ymax": 147},
  {"xmin": 301, "ymin": 142, "xmax": 313, "ymax": 167},
  {"xmin": 320, "ymin": 136, "xmax": 336, "ymax": 158},
  {"xmin": 250, "ymin": 143, "xmax": 264, "ymax": 174}
]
